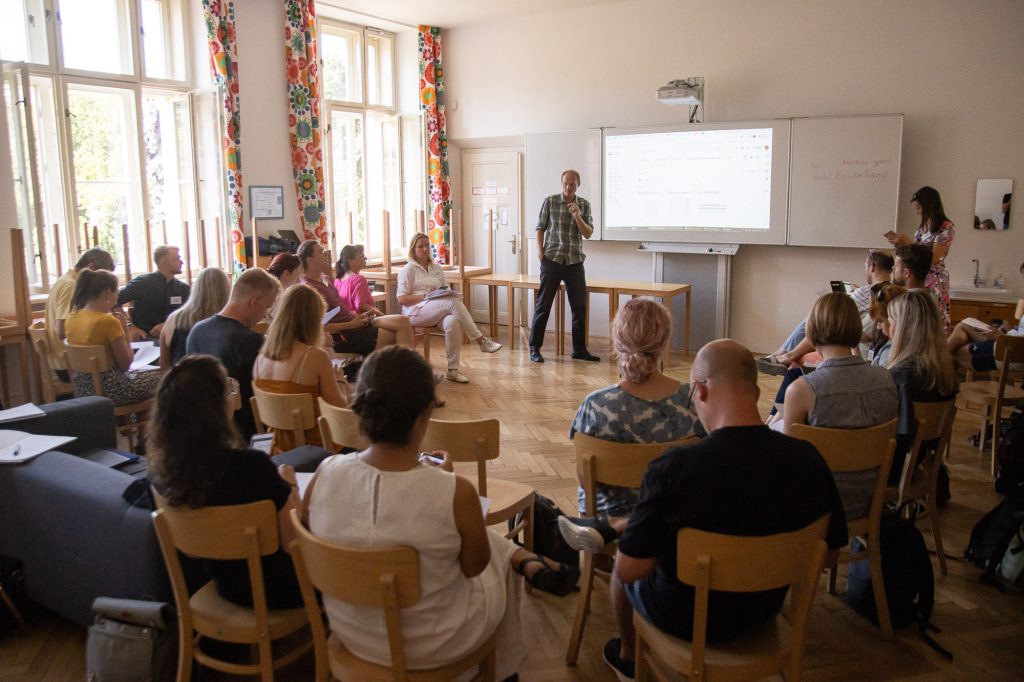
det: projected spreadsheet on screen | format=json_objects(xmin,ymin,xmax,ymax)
[{"xmin": 604, "ymin": 128, "xmax": 773, "ymax": 231}]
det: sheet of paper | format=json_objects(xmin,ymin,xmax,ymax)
[
  {"xmin": 0, "ymin": 403, "xmax": 45, "ymax": 424},
  {"xmin": 131, "ymin": 341, "xmax": 155, "ymax": 351},
  {"xmin": 296, "ymin": 472, "xmax": 314, "ymax": 499},
  {"xmin": 130, "ymin": 344, "xmax": 161, "ymax": 371},
  {"xmin": 83, "ymin": 449, "xmax": 139, "ymax": 468},
  {"xmin": 961, "ymin": 317, "xmax": 994, "ymax": 333},
  {"xmin": 0, "ymin": 431, "xmax": 77, "ymax": 464},
  {"xmin": 479, "ymin": 496, "xmax": 492, "ymax": 520},
  {"xmin": 322, "ymin": 306, "xmax": 341, "ymax": 325},
  {"xmin": 425, "ymin": 288, "xmax": 460, "ymax": 300}
]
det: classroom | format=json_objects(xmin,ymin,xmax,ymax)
[{"xmin": 1, "ymin": 0, "xmax": 1022, "ymax": 680}]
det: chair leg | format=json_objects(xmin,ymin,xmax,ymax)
[
  {"xmin": 566, "ymin": 552, "xmax": 596, "ymax": 665},
  {"xmin": 930, "ymin": 508, "xmax": 948, "ymax": 576},
  {"xmin": 257, "ymin": 637, "xmax": 274, "ymax": 682},
  {"xmin": 868, "ymin": 548, "xmax": 893, "ymax": 639},
  {"xmin": 826, "ymin": 554, "xmax": 838, "ymax": 595},
  {"xmin": 423, "ymin": 332, "xmax": 431, "ymax": 361}
]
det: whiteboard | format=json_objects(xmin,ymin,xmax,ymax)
[
  {"xmin": 788, "ymin": 115, "xmax": 903, "ymax": 248},
  {"xmin": 525, "ymin": 130, "xmax": 602, "ymax": 239}
]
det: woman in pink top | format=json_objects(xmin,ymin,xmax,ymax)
[{"xmin": 333, "ymin": 243, "xmax": 414, "ymax": 347}]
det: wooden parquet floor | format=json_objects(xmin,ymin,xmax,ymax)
[{"xmin": 3, "ymin": 330, "xmax": 1023, "ymax": 680}]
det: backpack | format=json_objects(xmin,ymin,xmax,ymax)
[
  {"xmin": 844, "ymin": 505, "xmax": 952, "ymax": 659},
  {"xmin": 85, "ymin": 597, "xmax": 177, "ymax": 682},
  {"xmin": 509, "ymin": 493, "xmax": 579, "ymax": 568},
  {"xmin": 995, "ymin": 408, "xmax": 1024, "ymax": 497},
  {"xmin": 965, "ymin": 493, "xmax": 1024, "ymax": 590}
]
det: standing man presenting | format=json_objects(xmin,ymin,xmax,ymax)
[{"xmin": 530, "ymin": 169, "xmax": 598, "ymax": 363}]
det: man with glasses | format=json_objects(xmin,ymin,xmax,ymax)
[{"xmin": 599, "ymin": 339, "xmax": 848, "ymax": 681}]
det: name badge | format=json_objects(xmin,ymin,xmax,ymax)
[{"xmin": 170, "ymin": 296, "xmax": 183, "ymax": 305}]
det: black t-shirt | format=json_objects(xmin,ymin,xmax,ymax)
[
  {"xmin": 200, "ymin": 448, "xmax": 299, "ymax": 609},
  {"xmin": 117, "ymin": 271, "xmax": 190, "ymax": 334},
  {"xmin": 186, "ymin": 315, "xmax": 263, "ymax": 439},
  {"xmin": 618, "ymin": 425, "xmax": 848, "ymax": 642}
]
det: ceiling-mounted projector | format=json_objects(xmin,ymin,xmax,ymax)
[{"xmin": 656, "ymin": 77, "xmax": 704, "ymax": 106}]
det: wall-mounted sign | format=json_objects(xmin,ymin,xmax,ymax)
[{"xmin": 250, "ymin": 185, "xmax": 284, "ymax": 219}]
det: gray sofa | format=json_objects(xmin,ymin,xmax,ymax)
[
  {"xmin": 0, "ymin": 397, "xmax": 169, "ymax": 626},
  {"xmin": 0, "ymin": 396, "xmax": 331, "ymax": 627}
]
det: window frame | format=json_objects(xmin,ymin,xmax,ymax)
[
  {"xmin": 2, "ymin": 0, "xmax": 212, "ymax": 292},
  {"xmin": 319, "ymin": 18, "xmax": 418, "ymax": 261}
]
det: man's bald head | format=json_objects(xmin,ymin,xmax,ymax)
[{"xmin": 691, "ymin": 339, "xmax": 758, "ymax": 394}]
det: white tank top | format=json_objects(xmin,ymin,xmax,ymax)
[{"xmin": 308, "ymin": 453, "xmax": 502, "ymax": 668}]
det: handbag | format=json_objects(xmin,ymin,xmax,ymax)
[{"xmin": 86, "ymin": 597, "xmax": 177, "ymax": 682}]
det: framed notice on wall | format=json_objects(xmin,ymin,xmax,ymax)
[{"xmin": 249, "ymin": 185, "xmax": 284, "ymax": 219}]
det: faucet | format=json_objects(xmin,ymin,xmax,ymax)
[{"xmin": 972, "ymin": 258, "xmax": 981, "ymax": 287}]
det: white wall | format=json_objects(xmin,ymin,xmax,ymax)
[
  {"xmin": 234, "ymin": 0, "xmax": 299, "ymax": 237},
  {"xmin": 442, "ymin": 0, "xmax": 1024, "ymax": 351}
]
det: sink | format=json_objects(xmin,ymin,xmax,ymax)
[{"xmin": 949, "ymin": 286, "xmax": 1015, "ymax": 301}]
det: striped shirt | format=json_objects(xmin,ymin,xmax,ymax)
[{"xmin": 536, "ymin": 193, "xmax": 592, "ymax": 265}]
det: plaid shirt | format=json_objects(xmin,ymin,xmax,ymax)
[{"xmin": 536, "ymin": 193, "xmax": 592, "ymax": 265}]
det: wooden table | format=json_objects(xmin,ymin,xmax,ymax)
[{"xmin": 466, "ymin": 274, "xmax": 692, "ymax": 364}]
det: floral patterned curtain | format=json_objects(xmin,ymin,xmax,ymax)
[
  {"xmin": 202, "ymin": 0, "xmax": 246, "ymax": 273},
  {"xmin": 285, "ymin": 0, "xmax": 326, "ymax": 244},
  {"xmin": 418, "ymin": 26, "xmax": 451, "ymax": 264}
]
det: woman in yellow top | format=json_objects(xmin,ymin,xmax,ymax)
[
  {"xmin": 65, "ymin": 269, "xmax": 162, "ymax": 405},
  {"xmin": 253, "ymin": 284, "xmax": 349, "ymax": 451}
]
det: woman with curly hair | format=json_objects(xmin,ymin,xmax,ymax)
[
  {"xmin": 558, "ymin": 298, "xmax": 703, "ymax": 553},
  {"xmin": 147, "ymin": 355, "xmax": 303, "ymax": 609}
]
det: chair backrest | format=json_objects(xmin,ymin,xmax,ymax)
[
  {"xmin": 674, "ymin": 515, "xmax": 830, "ymax": 680},
  {"xmin": 28, "ymin": 321, "xmax": 68, "ymax": 404},
  {"xmin": 1015, "ymin": 297, "xmax": 1024, "ymax": 322},
  {"xmin": 420, "ymin": 418, "xmax": 500, "ymax": 495},
  {"xmin": 64, "ymin": 343, "xmax": 113, "ymax": 396},
  {"xmin": 151, "ymin": 495, "xmax": 282, "ymax": 644},
  {"xmin": 573, "ymin": 432, "xmax": 698, "ymax": 516},
  {"xmin": 995, "ymin": 333, "xmax": 1024, "ymax": 376},
  {"xmin": 789, "ymin": 418, "xmax": 896, "ymax": 535},
  {"xmin": 288, "ymin": 509, "xmax": 420, "ymax": 674},
  {"xmin": 317, "ymin": 398, "xmax": 370, "ymax": 452},
  {"xmin": 896, "ymin": 400, "xmax": 956, "ymax": 504},
  {"xmin": 251, "ymin": 386, "xmax": 317, "ymax": 447}
]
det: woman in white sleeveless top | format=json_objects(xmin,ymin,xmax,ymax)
[{"xmin": 305, "ymin": 346, "xmax": 578, "ymax": 678}]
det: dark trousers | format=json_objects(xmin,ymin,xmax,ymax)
[{"xmin": 530, "ymin": 258, "xmax": 588, "ymax": 353}]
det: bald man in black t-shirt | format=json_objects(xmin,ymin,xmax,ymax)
[{"xmin": 601, "ymin": 340, "xmax": 848, "ymax": 680}]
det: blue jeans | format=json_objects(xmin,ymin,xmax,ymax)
[{"xmin": 782, "ymin": 321, "xmax": 806, "ymax": 352}]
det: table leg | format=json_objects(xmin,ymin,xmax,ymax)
[
  {"xmin": 507, "ymin": 285, "xmax": 516, "ymax": 349},
  {"xmin": 488, "ymin": 285, "xmax": 498, "ymax": 339},
  {"xmin": 584, "ymin": 292, "xmax": 590, "ymax": 350},
  {"xmin": 684, "ymin": 289, "xmax": 691, "ymax": 356},
  {"xmin": 661, "ymin": 296, "xmax": 673, "ymax": 369}
]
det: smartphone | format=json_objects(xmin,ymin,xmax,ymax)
[{"xmin": 420, "ymin": 452, "xmax": 444, "ymax": 465}]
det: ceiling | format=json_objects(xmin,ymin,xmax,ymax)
[{"xmin": 317, "ymin": 0, "xmax": 628, "ymax": 30}]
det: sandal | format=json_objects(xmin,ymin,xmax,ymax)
[{"xmin": 517, "ymin": 556, "xmax": 580, "ymax": 597}]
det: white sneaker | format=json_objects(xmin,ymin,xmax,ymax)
[
  {"xmin": 446, "ymin": 369, "xmax": 470, "ymax": 383},
  {"xmin": 478, "ymin": 336, "xmax": 502, "ymax": 353}
]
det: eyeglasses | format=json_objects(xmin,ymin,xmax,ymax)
[{"xmin": 684, "ymin": 379, "xmax": 707, "ymax": 410}]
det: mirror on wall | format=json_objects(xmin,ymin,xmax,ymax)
[{"xmin": 975, "ymin": 179, "xmax": 1012, "ymax": 231}]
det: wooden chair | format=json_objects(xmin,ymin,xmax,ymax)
[
  {"xmin": 64, "ymin": 343, "xmax": 153, "ymax": 451},
  {"xmin": 565, "ymin": 433, "xmax": 697, "ymax": 665},
  {"xmin": 27, "ymin": 321, "xmax": 73, "ymax": 404},
  {"xmin": 633, "ymin": 515, "xmax": 830, "ymax": 682},
  {"xmin": 957, "ymin": 334, "xmax": 1024, "ymax": 475},
  {"xmin": 151, "ymin": 498, "xmax": 312, "ymax": 682},
  {"xmin": 789, "ymin": 418, "xmax": 897, "ymax": 639},
  {"xmin": 317, "ymin": 398, "xmax": 370, "ymax": 452},
  {"xmin": 420, "ymin": 418, "xmax": 535, "ymax": 554},
  {"xmin": 250, "ymin": 386, "xmax": 317, "ymax": 449},
  {"xmin": 890, "ymin": 400, "xmax": 957, "ymax": 576},
  {"xmin": 414, "ymin": 325, "xmax": 447, "ymax": 362},
  {"xmin": 287, "ymin": 509, "xmax": 496, "ymax": 681}
]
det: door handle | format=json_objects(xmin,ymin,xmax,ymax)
[{"xmin": 508, "ymin": 236, "xmax": 516, "ymax": 255}]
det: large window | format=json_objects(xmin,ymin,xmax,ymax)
[
  {"xmin": 321, "ymin": 20, "xmax": 422, "ymax": 260},
  {"xmin": 2, "ymin": 0, "xmax": 224, "ymax": 291}
]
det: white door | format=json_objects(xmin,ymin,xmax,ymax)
[{"xmin": 462, "ymin": 150, "xmax": 521, "ymax": 325}]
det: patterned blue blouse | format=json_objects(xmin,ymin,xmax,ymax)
[{"xmin": 570, "ymin": 383, "xmax": 703, "ymax": 516}]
